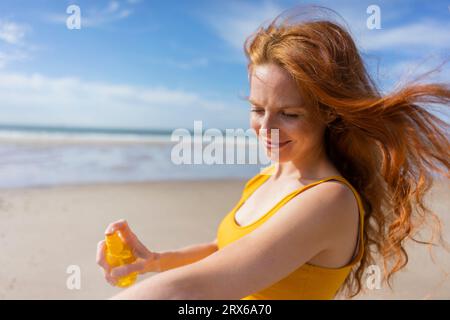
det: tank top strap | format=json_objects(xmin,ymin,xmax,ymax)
[
  {"xmin": 242, "ymin": 165, "xmax": 275, "ymax": 197},
  {"xmin": 240, "ymin": 165, "xmax": 365, "ymax": 265},
  {"xmin": 271, "ymin": 174, "xmax": 366, "ymax": 266}
]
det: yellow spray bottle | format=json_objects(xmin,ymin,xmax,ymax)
[{"xmin": 105, "ymin": 231, "xmax": 138, "ymax": 287}]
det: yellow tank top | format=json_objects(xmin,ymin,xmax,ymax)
[{"xmin": 216, "ymin": 164, "xmax": 365, "ymax": 300}]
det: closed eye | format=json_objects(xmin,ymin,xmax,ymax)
[
  {"xmin": 251, "ymin": 109, "xmax": 300, "ymax": 118},
  {"xmin": 282, "ymin": 113, "xmax": 299, "ymax": 118}
]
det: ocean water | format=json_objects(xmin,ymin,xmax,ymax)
[
  {"xmin": 3, "ymin": 125, "xmax": 443, "ymax": 190},
  {"xmin": 0, "ymin": 125, "xmax": 269, "ymax": 189}
]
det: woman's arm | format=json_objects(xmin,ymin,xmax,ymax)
[
  {"xmin": 97, "ymin": 220, "xmax": 218, "ymax": 285},
  {"xmin": 110, "ymin": 182, "xmax": 356, "ymax": 300},
  {"xmin": 109, "ymin": 239, "xmax": 219, "ymax": 300},
  {"xmin": 156, "ymin": 239, "xmax": 218, "ymax": 272}
]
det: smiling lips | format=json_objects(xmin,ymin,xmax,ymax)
[{"xmin": 264, "ymin": 139, "xmax": 292, "ymax": 148}]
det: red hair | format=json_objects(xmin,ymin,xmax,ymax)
[{"xmin": 244, "ymin": 6, "xmax": 450, "ymax": 298}]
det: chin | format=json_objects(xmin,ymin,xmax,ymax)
[{"xmin": 265, "ymin": 150, "xmax": 291, "ymax": 163}]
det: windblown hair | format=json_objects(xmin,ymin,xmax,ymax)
[{"xmin": 244, "ymin": 6, "xmax": 450, "ymax": 298}]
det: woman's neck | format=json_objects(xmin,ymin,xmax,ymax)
[{"xmin": 271, "ymin": 146, "xmax": 339, "ymax": 181}]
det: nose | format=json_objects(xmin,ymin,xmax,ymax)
[{"xmin": 259, "ymin": 113, "xmax": 280, "ymax": 141}]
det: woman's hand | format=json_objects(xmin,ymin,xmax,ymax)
[{"xmin": 96, "ymin": 219, "xmax": 160, "ymax": 286}]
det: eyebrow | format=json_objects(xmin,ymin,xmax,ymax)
[{"xmin": 247, "ymin": 98, "xmax": 302, "ymax": 110}]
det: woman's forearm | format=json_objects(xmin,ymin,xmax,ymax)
[
  {"xmin": 110, "ymin": 267, "xmax": 186, "ymax": 299},
  {"xmin": 156, "ymin": 241, "xmax": 218, "ymax": 272},
  {"xmin": 110, "ymin": 242, "xmax": 218, "ymax": 300}
]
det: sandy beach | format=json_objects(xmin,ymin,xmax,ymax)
[{"xmin": 0, "ymin": 178, "xmax": 449, "ymax": 299}]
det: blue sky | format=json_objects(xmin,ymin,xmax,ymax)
[{"xmin": 0, "ymin": 0, "xmax": 449, "ymax": 130}]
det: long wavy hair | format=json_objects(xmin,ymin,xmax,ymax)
[{"xmin": 243, "ymin": 6, "xmax": 450, "ymax": 298}]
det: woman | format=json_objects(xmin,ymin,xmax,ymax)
[{"xmin": 96, "ymin": 7, "xmax": 450, "ymax": 299}]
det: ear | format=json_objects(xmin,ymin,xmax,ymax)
[{"xmin": 322, "ymin": 108, "xmax": 337, "ymax": 124}]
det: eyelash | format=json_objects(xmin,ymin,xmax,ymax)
[{"xmin": 250, "ymin": 110, "xmax": 299, "ymax": 118}]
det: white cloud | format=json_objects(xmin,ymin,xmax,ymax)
[
  {"xmin": 0, "ymin": 20, "xmax": 27, "ymax": 45},
  {"xmin": 0, "ymin": 19, "xmax": 30, "ymax": 68},
  {"xmin": 0, "ymin": 72, "xmax": 248, "ymax": 129},
  {"xmin": 45, "ymin": 0, "xmax": 135, "ymax": 28},
  {"xmin": 203, "ymin": 0, "xmax": 284, "ymax": 52},
  {"xmin": 356, "ymin": 20, "xmax": 450, "ymax": 52},
  {"xmin": 106, "ymin": 1, "xmax": 120, "ymax": 14},
  {"xmin": 202, "ymin": 1, "xmax": 449, "ymax": 56},
  {"xmin": 0, "ymin": 49, "xmax": 28, "ymax": 68}
]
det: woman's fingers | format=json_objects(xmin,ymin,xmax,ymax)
[
  {"xmin": 110, "ymin": 259, "xmax": 148, "ymax": 278},
  {"xmin": 96, "ymin": 240, "xmax": 110, "ymax": 271},
  {"xmin": 104, "ymin": 219, "xmax": 151, "ymax": 259},
  {"xmin": 120, "ymin": 231, "xmax": 151, "ymax": 259},
  {"xmin": 104, "ymin": 219, "xmax": 129, "ymax": 235},
  {"xmin": 104, "ymin": 269, "xmax": 117, "ymax": 286},
  {"xmin": 99, "ymin": 224, "xmax": 159, "ymax": 286},
  {"xmin": 96, "ymin": 240, "xmax": 117, "ymax": 286}
]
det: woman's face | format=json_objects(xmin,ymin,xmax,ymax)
[{"xmin": 249, "ymin": 63, "xmax": 327, "ymax": 163}]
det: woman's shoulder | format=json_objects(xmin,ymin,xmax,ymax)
[{"xmin": 284, "ymin": 179, "xmax": 361, "ymax": 252}]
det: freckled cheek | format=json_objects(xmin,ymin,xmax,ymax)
[
  {"xmin": 250, "ymin": 117, "xmax": 304, "ymax": 138},
  {"xmin": 249, "ymin": 117, "xmax": 259, "ymax": 132},
  {"xmin": 250, "ymin": 117, "xmax": 265, "ymax": 136}
]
